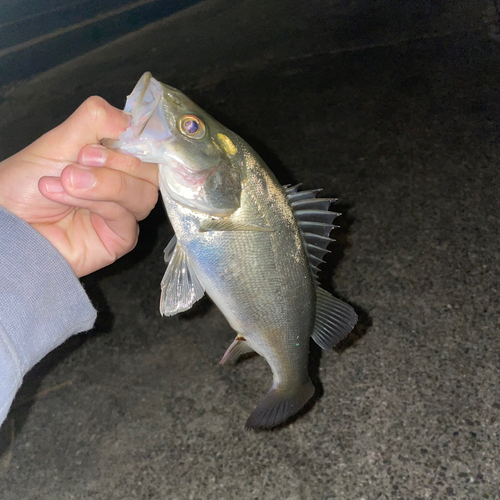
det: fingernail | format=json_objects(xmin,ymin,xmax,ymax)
[
  {"xmin": 81, "ymin": 144, "xmax": 107, "ymax": 167},
  {"xmin": 70, "ymin": 166, "xmax": 95, "ymax": 189}
]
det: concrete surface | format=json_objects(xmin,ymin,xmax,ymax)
[{"xmin": 0, "ymin": 0, "xmax": 499, "ymax": 498}]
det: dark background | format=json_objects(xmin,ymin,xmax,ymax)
[
  {"xmin": 0, "ymin": 0, "xmax": 203, "ymax": 86},
  {"xmin": 0, "ymin": 1, "xmax": 499, "ymax": 498}
]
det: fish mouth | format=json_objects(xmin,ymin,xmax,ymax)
[
  {"xmin": 125, "ymin": 72, "xmax": 159, "ymax": 126},
  {"xmin": 131, "ymin": 72, "xmax": 153, "ymax": 109},
  {"xmin": 102, "ymin": 72, "xmax": 173, "ymax": 160}
]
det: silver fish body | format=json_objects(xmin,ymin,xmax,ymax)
[{"xmin": 106, "ymin": 72, "xmax": 357, "ymax": 429}]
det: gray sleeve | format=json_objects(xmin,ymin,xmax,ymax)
[{"xmin": 0, "ymin": 206, "xmax": 97, "ymax": 426}]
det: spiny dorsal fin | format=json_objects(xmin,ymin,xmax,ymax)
[
  {"xmin": 285, "ymin": 184, "xmax": 340, "ymax": 280},
  {"xmin": 312, "ymin": 288, "xmax": 358, "ymax": 349}
]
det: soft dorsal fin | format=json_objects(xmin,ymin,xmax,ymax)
[
  {"xmin": 285, "ymin": 184, "xmax": 340, "ymax": 280},
  {"xmin": 312, "ymin": 288, "xmax": 358, "ymax": 349},
  {"xmin": 160, "ymin": 244, "xmax": 205, "ymax": 316}
]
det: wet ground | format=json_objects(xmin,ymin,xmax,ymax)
[{"xmin": 0, "ymin": 0, "xmax": 499, "ymax": 498}]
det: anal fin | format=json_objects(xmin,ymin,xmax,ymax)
[{"xmin": 312, "ymin": 287, "xmax": 358, "ymax": 349}]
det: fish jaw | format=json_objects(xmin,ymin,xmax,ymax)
[{"xmin": 159, "ymin": 156, "xmax": 241, "ymax": 217}]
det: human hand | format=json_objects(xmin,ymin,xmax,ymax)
[{"xmin": 0, "ymin": 96, "xmax": 159, "ymax": 277}]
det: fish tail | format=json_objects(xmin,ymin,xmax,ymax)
[{"xmin": 245, "ymin": 380, "xmax": 315, "ymax": 430}]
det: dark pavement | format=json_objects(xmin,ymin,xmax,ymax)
[{"xmin": 0, "ymin": 1, "xmax": 499, "ymax": 498}]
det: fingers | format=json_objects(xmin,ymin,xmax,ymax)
[
  {"xmin": 78, "ymin": 144, "xmax": 159, "ymax": 188},
  {"xmin": 67, "ymin": 164, "xmax": 158, "ymax": 220},
  {"xmin": 36, "ymin": 182, "xmax": 140, "ymax": 274},
  {"xmin": 37, "ymin": 179, "xmax": 139, "ymax": 242},
  {"xmin": 39, "ymin": 145, "xmax": 159, "ymax": 221},
  {"xmin": 40, "ymin": 162, "xmax": 158, "ymax": 221}
]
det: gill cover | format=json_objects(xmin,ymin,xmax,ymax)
[{"xmin": 103, "ymin": 72, "xmax": 242, "ymax": 216}]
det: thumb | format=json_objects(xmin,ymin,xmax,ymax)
[{"xmin": 34, "ymin": 96, "xmax": 131, "ymax": 163}]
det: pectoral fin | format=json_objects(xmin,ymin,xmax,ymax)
[
  {"xmin": 163, "ymin": 235, "xmax": 177, "ymax": 263},
  {"xmin": 199, "ymin": 219, "xmax": 273, "ymax": 232},
  {"xmin": 160, "ymin": 244, "xmax": 205, "ymax": 316},
  {"xmin": 219, "ymin": 336, "xmax": 254, "ymax": 365}
]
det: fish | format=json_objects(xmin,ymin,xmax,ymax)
[{"xmin": 104, "ymin": 72, "xmax": 358, "ymax": 429}]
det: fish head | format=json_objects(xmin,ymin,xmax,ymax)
[{"xmin": 103, "ymin": 72, "xmax": 243, "ymax": 217}]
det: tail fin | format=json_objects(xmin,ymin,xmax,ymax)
[{"xmin": 245, "ymin": 381, "xmax": 315, "ymax": 430}]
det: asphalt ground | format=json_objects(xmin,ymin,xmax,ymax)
[{"xmin": 0, "ymin": 1, "xmax": 499, "ymax": 498}]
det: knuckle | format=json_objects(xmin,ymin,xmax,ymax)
[
  {"xmin": 130, "ymin": 225, "xmax": 140, "ymax": 250},
  {"xmin": 82, "ymin": 96, "xmax": 109, "ymax": 125},
  {"xmin": 122, "ymin": 153, "xmax": 142, "ymax": 173},
  {"xmin": 117, "ymin": 221, "xmax": 139, "ymax": 256}
]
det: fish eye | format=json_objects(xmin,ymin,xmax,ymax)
[{"xmin": 179, "ymin": 114, "xmax": 205, "ymax": 139}]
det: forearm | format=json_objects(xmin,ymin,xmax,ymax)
[{"xmin": 0, "ymin": 206, "xmax": 96, "ymax": 426}]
